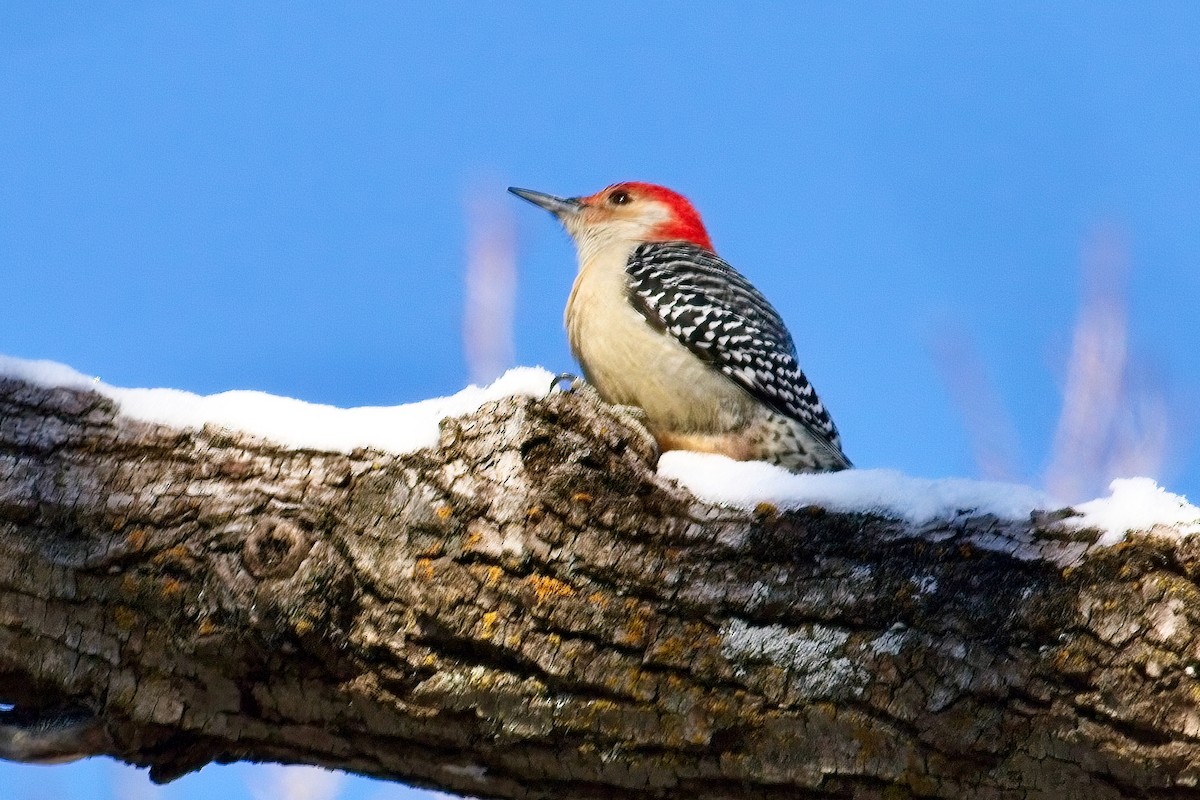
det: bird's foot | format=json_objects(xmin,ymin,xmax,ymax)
[
  {"xmin": 547, "ymin": 372, "xmax": 586, "ymax": 395},
  {"xmin": 548, "ymin": 373, "xmax": 658, "ymax": 464}
]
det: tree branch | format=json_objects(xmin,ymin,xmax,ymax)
[{"xmin": 2, "ymin": 373, "xmax": 1199, "ymax": 799}]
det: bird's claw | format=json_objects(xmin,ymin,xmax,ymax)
[
  {"xmin": 548, "ymin": 372, "xmax": 586, "ymax": 395},
  {"xmin": 608, "ymin": 403, "xmax": 649, "ymax": 427},
  {"xmin": 549, "ymin": 374, "xmax": 616, "ymax": 410},
  {"xmin": 605, "ymin": 403, "xmax": 659, "ymax": 465},
  {"xmin": 546, "ymin": 373, "xmax": 658, "ymax": 463}
]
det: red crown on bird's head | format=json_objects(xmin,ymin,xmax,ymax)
[{"xmin": 582, "ymin": 181, "xmax": 714, "ymax": 251}]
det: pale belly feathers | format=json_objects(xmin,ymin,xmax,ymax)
[{"xmin": 564, "ymin": 257, "xmax": 756, "ymax": 436}]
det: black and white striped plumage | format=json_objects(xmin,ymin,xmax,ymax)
[{"xmin": 626, "ymin": 241, "xmax": 851, "ymax": 471}]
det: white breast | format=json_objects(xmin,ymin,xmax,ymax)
[{"xmin": 564, "ymin": 245, "xmax": 755, "ymax": 435}]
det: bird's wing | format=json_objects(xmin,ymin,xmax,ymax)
[{"xmin": 625, "ymin": 241, "xmax": 848, "ymax": 460}]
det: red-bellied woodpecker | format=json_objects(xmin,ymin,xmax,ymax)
[{"xmin": 509, "ymin": 181, "xmax": 851, "ymax": 473}]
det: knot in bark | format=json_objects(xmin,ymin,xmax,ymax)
[{"xmin": 242, "ymin": 517, "xmax": 312, "ymax": 579}]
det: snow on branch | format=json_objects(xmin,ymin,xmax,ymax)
[
  {"xmin": 3, "ymin": 355, "xmax": 1195, "ymax": 552},
  {"xmin": 0, "ymin": 354, "xmax": 555, "ymax": 455}
]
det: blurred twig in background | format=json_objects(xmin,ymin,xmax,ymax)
[
  {"xmin": 935, "ymin": 223, "xmax": 1173, "ymax": 503},
  {"xmin": 462, "ymin": 186, "xmax": 517, "ymax": 386},
  {"xmin": 1044, "ymin": 224, "xmax": 1168, "ymax": 502}
]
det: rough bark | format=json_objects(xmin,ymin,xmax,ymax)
[{"xmin": 1, "ymin": 374, "xmax": 1199, "ymax": 800}]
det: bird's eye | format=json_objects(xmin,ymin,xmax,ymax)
[{"xmin": 608, "ymin": 190, "xmax": 631, "ymax": 205}]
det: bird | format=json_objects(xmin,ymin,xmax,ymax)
[{"xmin": 509, "ymin": 181, "xmax": 851, "ymax": 473}]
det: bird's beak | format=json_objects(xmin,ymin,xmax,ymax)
[{"xmin": 508, "ymin": 187, "xmax": 584, "ymax": 218}]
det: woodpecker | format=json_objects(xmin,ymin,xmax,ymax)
[{"xmin": 509, "ymin": 182, "xmax": 851, "ymax": 473}]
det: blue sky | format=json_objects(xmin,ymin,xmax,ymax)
[{"xmin": 3, "ymin": 3, "xmax": 1198, "ymax": 798}]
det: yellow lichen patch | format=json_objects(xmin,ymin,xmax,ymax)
[
  {"xmin": 657, "ymin": 623, "xmax": 720, "ymax": 666},
  {"xmin": 662, "ymin": 673, "xmax": 687, "ymax": 695},
  {"xmin": 851, "ymin": 720, "xmax": 895, "ymax": 763},
  {"xmin": 197, "ymin": 617, "xmax": 218, "ymax": 637},
  {"xmin": 573, "ymin": 698, "xmax": 621, "ymax": 733},
  {"xmin": 113, "ymin": 605, "xmax": 138, "ymax": 631},
  {"xmin": 151, "ymin": 544, "xmax": 189, "ymax": 567},
  {"xmin": 127, "ymin": 528, "xmax": 148, "ymax": 551},
  {"xmin": 160, "ymin": 578, "xmax": 184, "ymax": 598},
  {"xmin": 464, "ymin": 527, "xmax": 483, "ymax": 549},
  {"xmin": 616, "ymin": 603, "xmax": 650, "ymax": 647},
  {"xmin": 485, "ymin": 565, "xmax": 504, "ymax": 587},
  {"xmin": 648, "ymin": 634, "xmax": 687, "ymax": 663},
  {"xmin": 528, "ymin": 574, "xmax": 575, "ymax": 604},
  {"xmin": 414, "ymin": 558, "xmax": 436, "ymax": 581},
  {"xmin": 526, "ymin": 504, "xmax": 545, "ymax": 523},
  {"xmin": 1108, "ymin": 540, "xmax": 1133, "ymax": 555},
  {"xmin": 572, "ymin": 492, "xmax": 594, "ymax": 504},
  {"xmin": 588, "ymin": 591, "xmax": 610, "ymax": 609},
  {"xmin": 1052, "ymin": 646, "xmax": 1090, "ymax": 676},
  {"xmin": 700, "ymin": 694, "xmax": 738, "ymax": 724},
  {"xmin": 294, "ymin": 618, "xmax": 313, "ymax": 636},
  {"xmin": 435, "ymin": 504, "xmax": 453, "ymax": 521},
  {"xmin": 417, "ymin": 542, "xmax": 445, "ymax": 559},
  {"xmin": 480, "ymin": 610, "xmax": 499, "ymax": 639},
  {"xmin": 754, "ymin": 501, "xmax": 778, "ymax": 518}
]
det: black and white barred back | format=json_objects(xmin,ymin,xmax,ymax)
[{"xmin": 625, "ymin": 241, "xmax": 851, "ymax": 470}]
